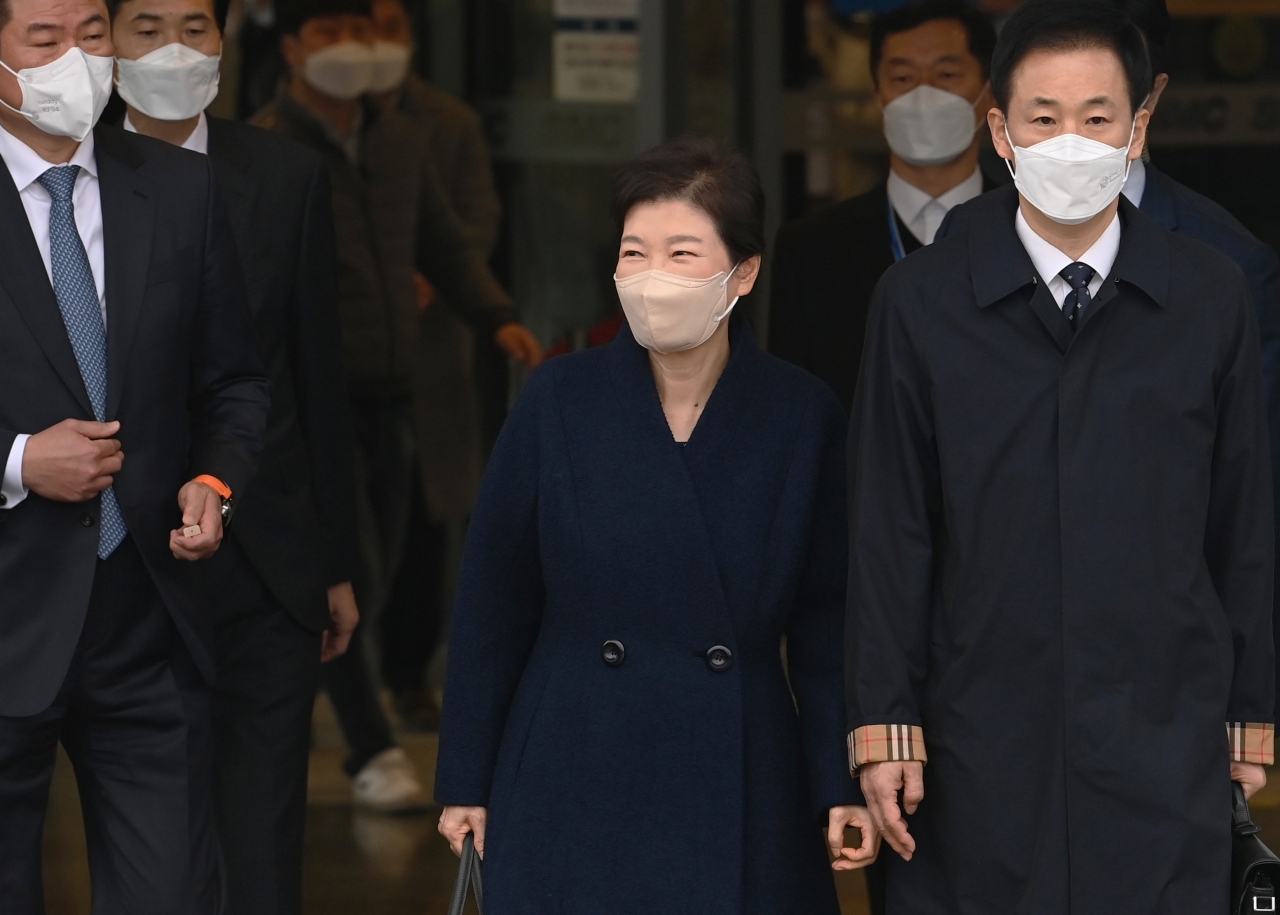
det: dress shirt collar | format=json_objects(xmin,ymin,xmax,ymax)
[
  {"xmin": 0, "ymin": 121, "xmax": 98, "ymax": 191},
  {"xmin": 1120, "ymin": 157, "xmax": 1146, "ymax": 207},
  {"xmin": 123, "ymin": 111, "xmax": 209, "ymax": 155},
  {"xmin": 1015, "ymin": 207, "xmax": 1122, "ymax": 288},
  {"xmin": 887, "ymin": 166, "xmax": 983, "ymax": 230}
]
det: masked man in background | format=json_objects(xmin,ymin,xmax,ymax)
[
  {"xmin": 253, "ymin": 0, "xmax": 542, "ymax": 813},
  {"xmin": 368, "ymin": 0, "xmax": 503, "ymax": 733},
  {"xmin": 0, "ymin": 0, "xmax": 270, "ymax": 909},
  {"xmin": 849, "ymin": 2, "xmax": 1273, "ymax": 910},
  {"xmin": 107, "ymin": 0, "xmax": 362, "ymax": 910},
  {"xmin": 769, "ymin": 0, "xmax": 997, "ymax": 414}
]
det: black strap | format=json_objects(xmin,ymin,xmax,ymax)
[
  {"xmin": 1235, "ymin": 781, "xmax": 1264, "ymax": 838},
  {"xmin": 448, "ymin": 833, "xmax": 484, "ymax": 915}
]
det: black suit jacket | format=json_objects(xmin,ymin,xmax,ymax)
[
  {"xmin": 769, "ymin": 179, "xmax": 991, "ymax": 413},
  {"xmin": 0, "ymin": 124, "xmax": 270, "ymax": 716},
  {"xmin": 204, "ymin": 116, "xmax": 356, "ymax": 632}
]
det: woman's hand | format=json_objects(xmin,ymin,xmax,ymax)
[
  {"xmin": 1233, "ymin": 761, "xmax": 1267, "ymax": 801},
  {"xmin": 828, "ymin": 805, "xmax": 880, "ymax": 870},
  {"xmin": 438, "ymin": 805, "xmax": 488, "ymax": 858}
]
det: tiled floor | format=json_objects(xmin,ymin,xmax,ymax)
[{"xmin": 41, "ymin": 695, "xmax": 872, "ymax": 913}]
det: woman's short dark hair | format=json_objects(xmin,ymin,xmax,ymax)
[
  {"xmin": 613, "ymin": 137, "xmax": 766, "ymax": 266},
  {"xmin": 870, "ymin": 0, "xmax": 998, "ymax": 84},
  {"xmin": 991, "ymin": 0, "xmax": 1151, "ymax": 115}
]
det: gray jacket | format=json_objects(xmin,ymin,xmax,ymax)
[
  {"xmin": 252, "ymin": 92, "xmax": 514, "ymax": 401},
  {"xmin": 392, "ymin": 77, "xmax": 503, "ymax": 519}
]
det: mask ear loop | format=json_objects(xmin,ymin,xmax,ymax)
[
  {"xmin": 714, "ymin": 262, "xmax": 742, "ymax": 325},
  {"xmin": 1002, "ymin": 118, "xmax": 1018, "ymax": 181},
  {"xmin": 0, "ymin": 59, "xmax": 27, "ymax": 117},
  {"xmin": 1119, "ymin": 95, "xmax": 1149, "ymax": 184}
]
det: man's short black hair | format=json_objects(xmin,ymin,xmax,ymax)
[
  {"xmin": 991, "ymin": 0, "xmax": 1152, "ymax": 115},
  {"xmin": 870, "ymin": 0, "xmax": 998, "ymax": 84},
  {"xmin": 275, "ymin": 0, "xmax": 372, "ymax": 37},
  {"xmin": 104, "ymin": 0, "xmax": 227, "ymax": 33},
  {"xmin": 1110, "ymin": 0, "xmax": 1171, "ymax": 78}
]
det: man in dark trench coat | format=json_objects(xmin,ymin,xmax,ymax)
[{"xmin": 846, "ymin": 2, "xmax": 1275, "ymax": 912}]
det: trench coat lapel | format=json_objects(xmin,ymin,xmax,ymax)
[
  {"xmin": 94, "ymin": 127, "xmax": 155, "ymax": 420},
  {"xmin": 967, "ymin": 186, "xmax": 1074, "ymax": 353},
  {"xmin": 1077, "ymin": 198, "xmax": 1170, "ymax": 336},
  {"xmin": 0, "ymin": 157, "xmax": 95, "ymax": 417}
]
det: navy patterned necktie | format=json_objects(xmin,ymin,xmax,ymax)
[
  {"xmin": 38, "ymin": 165, "xmax": 127, "ymax": 559},
  {"xmin": 1060, "ymin": 262, "xmax": 1096, "ymax": 331}
]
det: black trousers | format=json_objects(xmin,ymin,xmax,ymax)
[
  {"xmin": 379, "ymin": 476, "xmax": 447, "ymax": 694},
  {"xmin": 210, "ymin": 537, "xmax": 322, "ymax": 915},
  {"xmin": 0, "ymin": 537, "xmax": 219, "ymax": 915},
  {"xmin": 324, "ymin": 398, "xmax": 411, "ymax": 775}
]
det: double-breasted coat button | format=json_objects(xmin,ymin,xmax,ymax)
[
  {"xmin": 602, "ymin": 640, "xmax": 625, "ymax": 667},
  {"xmin": 81, "ymin": 513, "xmax": 95, "ymax": 527},
  {"xmin": 705, "ymin": 645, "xmax": 733, "ymax": 672}
]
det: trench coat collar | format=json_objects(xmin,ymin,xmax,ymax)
[
  {"xmin": 969, "ymin": 185, "xmax": 1169, "ymax": 313},
  {"xmin": 606, "ymin": 315, "xmax": 763, "ymax": 452}
]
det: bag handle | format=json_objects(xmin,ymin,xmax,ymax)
[
  {"xmin": 448, "ymin": 832, "xmax": 484, "ymax": 915},
  {"xmin": 1235, "ymin": 781, "xmax": 1264, "ymax": 839}
]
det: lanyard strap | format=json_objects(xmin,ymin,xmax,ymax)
[{"xmin": 887, "ymin": 195, "xmax": 907, "ymax": 263}]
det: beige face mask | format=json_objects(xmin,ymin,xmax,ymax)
[{"xmin": 614, "ymin": 264, "xmax": 739, "ymax": 354}]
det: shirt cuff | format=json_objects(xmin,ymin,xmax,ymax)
[
  {"xmin": 1, "ymin": 434, "xmax": 31, "ymax": 510},
  {"xmin": 848, "ymin": 724, "xmax": 928, "ymax": 774},
  {"xmin": 1228, "ymin": 722, "xmax": 1274, "ymax": 765}
]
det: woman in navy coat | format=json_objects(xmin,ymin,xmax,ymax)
[{"xmin": 434, "ymin": 138, "xmax": 875, "ymax": 913}]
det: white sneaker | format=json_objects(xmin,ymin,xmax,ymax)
[{"xmin": 352, "ymin": 747, "xmax": 429, "ymax": 814}]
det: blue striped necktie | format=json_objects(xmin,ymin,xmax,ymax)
[{"xmin": 37, "ymin": 165, "xmax": 127, "ymax": 559}]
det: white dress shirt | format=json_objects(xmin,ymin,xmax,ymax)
[
  {"xmin": 887, "ymin": 167, "xmax": 984, "ymax": 246},
  {"xmin": 1120, "ymin": 157, "xmax": 1147, "ymax": 208},
  {"xmin": 123, "ymin": 111, "xmax": 209, "ymax": 155},
  {"xmin": 0, "ymin": 123, "xmax": 108, "ymax": 510},
  {"xmin": 1015, "ymin": 207, "xmax": 1121, "ymax": 310}
]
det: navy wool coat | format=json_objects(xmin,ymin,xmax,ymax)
[
  {"xmin": 849, "ymin": 186, "xmax": 1275, "ymax": 914},
  {"xmin": 435, "ymin": 321, "xmax": 857, "ymax": 914}
]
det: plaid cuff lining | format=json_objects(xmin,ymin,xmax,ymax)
[
  {"xmin": 848, "ymin": 724, "xmax": 928, "ymax": 772},
  {"xmin": 1228, "ymin": 722, "xmax": 1274, "ymax": 765}
]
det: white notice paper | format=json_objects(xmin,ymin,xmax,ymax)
[
  {"xmin": 554, "ymin": 0, "xmax": 640, "ymax": 16},
  {"xmin": 553, "ymin": 31, "xmax": 639, "ymax": 103}
]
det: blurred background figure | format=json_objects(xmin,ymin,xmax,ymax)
[
  {"xmin": 770, "ymin": 0, "xmax": 998, "ymax": 415},
  {"xmin": 253, "ymin": 0, "xmax": 539, "ymax": 814},
  {"xmin": 368, "ymin": 0, "xmax": 502, "ymax": 734}
]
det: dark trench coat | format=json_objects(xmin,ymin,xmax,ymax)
[
  {"xmin": 435, "ymin": 322, "xmax": 858, "ymax": 913},
  {"xmin": 847, "ymin": 186, "xmax": 1276, "ymax": 914}
]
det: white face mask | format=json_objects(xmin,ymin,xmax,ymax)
[
  {"xmin": 882, "ymin": 84, "xmax": 983, "ymax": 167},
  {"xmin": 303, "ymin": 41, "xmax": 375, "ymax": 100},
  {"xmin": 615, "ymin": 265, "xmax": 739, "ymax": 355},
  {"xmin": 0, "ymin": 47, "xmax": 114, "ymax": 142},
  {"xmin": 368, "ymin": 41, "xmax": 412, "ymax": 93},
  {"xmin": 1005, "ymin": 118, "xmax": 1137, "ymax": 225},
  {"xmin": 116, "ymin": 43, "xmax": 221, "ymax": 121}
]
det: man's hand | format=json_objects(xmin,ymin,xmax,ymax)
[
  {"xmin": 22, "ymin": 419, "xmax": 123, "ymax": 502},
  {"xmin": 1233, "ymin": 761, "xmax": 1267, "ymax": 801},
  {"xmin": 859, "ymin": 760, "xmax": 924, "ymax": 861},
  {"xmin": 169, "ymin": 480, "xmax": 223, "ymax": 560},
  {"xmin": 494, "ymin": 322, "xmax": 543, "ymax": 369},
  {"xmin": 828, "ymin": 805, "xmax": 880, "ymax": 870},
  {"xmin": 439, "ymin": 806, "xmax": 487, "ymax": 858},
  {"xmin": 322, "ymin": 582, "xmax": 360, "ymax": 662},
  {"xmin": 413, "ymin": 272, "xmax": 436, "ymax": 312}
]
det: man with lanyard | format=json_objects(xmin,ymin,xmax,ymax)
[{"xmin": 769, "ymin": 0, "xmax": 998, "ymax": 413}]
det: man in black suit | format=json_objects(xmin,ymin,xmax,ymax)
[
  {"xmin": 0, "ymin": 0, "xmax": 269, "ymax": 910},
  {"xmin": 770, "ymin": 0, "xmax": 998, "ymax": 412},
  {"xmin": 109, "ymin": 0, "xmax": 359, "ymax": 910}
]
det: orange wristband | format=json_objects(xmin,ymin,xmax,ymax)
[{"xmin": 193, "ymin": 474, "xmax": 232, "ymax": 499}]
